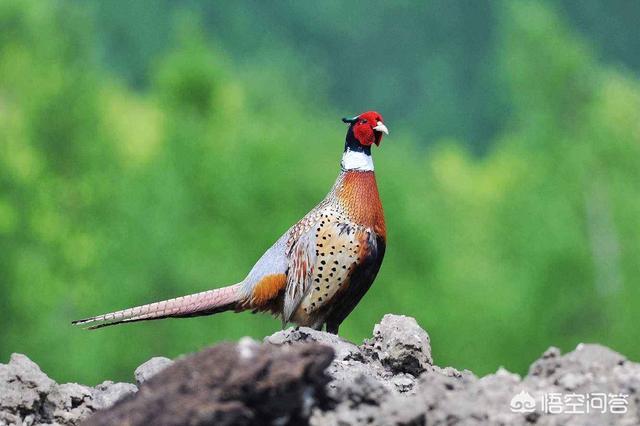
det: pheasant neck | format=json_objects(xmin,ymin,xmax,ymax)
[
  {"xmin": 341, "ymin": 125, "xmax": 374, "ymax": 171},
  {"xmin": 341, "ymin": 149, "xmax": 374, "ymax": 171},
  {"xmin": 333, "ymin": 169, "xmax": 386, "ymax": 238}
]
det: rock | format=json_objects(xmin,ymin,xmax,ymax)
[
  {"xmin": 266, "ymin": 317, "xmax": 434, "ymax": 380},
  {"xmin": 0, "ymin": 353, "xmax": 137, "ymax": 426},
  {"xmin": 89, "ymin": 381, "xmax": 138, "ymax": 411},
  {"xmin": 0, "ymin": 353, "xmax": 56, "ymax": 424},
  {"xmin": 83, "ymin": 341, "xmax": 334, "ymax": 426},
  {"xmin": 266, "ymin": 322, "xmax": 426, "ymax": 424},
  {"xmin": 134, "ymin": 357, "xmax": 173, "ymax": 385},
  {"xmin": 529, "ymin": 344, "xmax": 626, "ymax": 380},
  {"xmin": 305, "ymin": 315, "xmax": 442, "ymax": 425},
  {"xmin": 267, "ymin": 326, "xmax": 361, "ymax": 361},
  {"xmin": 2, "ymin": 315, "xmax": 640, "ymax": 425},
  {"xmin": 364, "ymin": 314, "xmax": 433, "ymax": 376},
  {"xmin": 46, "ymin": 382, "xmax": 94, "ymax": 424}
]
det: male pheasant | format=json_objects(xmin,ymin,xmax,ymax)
[{"xmin": 73, "ymin": 111, "xmax": 389, "ymax": 334}]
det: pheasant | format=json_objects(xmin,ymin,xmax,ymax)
[{"xmin": 73, "ymin": 111, "xmax": 389, "ymax": 334}]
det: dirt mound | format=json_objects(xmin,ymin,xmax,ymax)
[{"xmin": 1, "ymin": 314, "xmax": 638, "ymax": 425}]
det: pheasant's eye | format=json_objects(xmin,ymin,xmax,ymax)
[{"xmin": 360, "ymin": 119, "xmax": 368, "ymax": 124}]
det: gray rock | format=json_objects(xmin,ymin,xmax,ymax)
[
  {"xmin": 46, "ymin": 382, "xmax": 95, "ymax": 424},
  {"xmin": 134, "ymin": 357, "xmax": 173, "ymax": 385},
  {"xmin": 89, "ymin": 381, "xmax": 138, "ymax": 411},
  {"xmin": 0, "ymin": 353, "xmax": 56, "ymax": 423},
  {"xmin": 363, "ymin": 314, "xmax": 433, "ymax": 376},
  {"xmin": 529, "ymin": 344, "xmax": 626, "ymax": 380},
  {"xmin": 267, "ymin": 326, "xmax": 361, "ymax": 361},
  {"xmin": 3, "ymin": 315, "xmax": 640, "ymax": 425},
  {"xmin": 308, "ymin": 315, "xmax": 437, "ymax": 425},
  {"xmin": 0, "ymin": 353, "xmax": 140, "ymax": 426}
]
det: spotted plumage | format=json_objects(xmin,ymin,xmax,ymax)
[{"xmin": 73, "ymin": 111, "xmax": 389, "ymax": 334}]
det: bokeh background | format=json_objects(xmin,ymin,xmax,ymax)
[{"xmin": 1, "ymin": 0, "xmax": 639, "ymax": 385}]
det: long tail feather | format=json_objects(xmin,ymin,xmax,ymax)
[{"xmin": 72, "ymin": 284, "xmax": 243, "ymax": 330}]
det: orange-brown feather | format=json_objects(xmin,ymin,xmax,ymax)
[
  {"xmin": 249, "ymin": 273, "xmax": 287, "ymax": 309},
  {"xmin": 337, "ymin": 171, "xmax": 386, "ymax": 240}
]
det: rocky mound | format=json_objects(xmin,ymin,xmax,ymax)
[
  {"xmin": 0, "ymin": 354, "xmax": 136, "ymax": 426},
  {"xmin": 1, "ymin": 314, "xmax": 638, "ymax": 425}
]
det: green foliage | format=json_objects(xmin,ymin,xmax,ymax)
[{"xmin": 1, "ymin": 0, "xmax": 639, "ymax": 384}]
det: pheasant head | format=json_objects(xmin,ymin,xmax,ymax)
[{"xmin": 341, "ymin": 111, "xmax": 389, "ymax": 171}]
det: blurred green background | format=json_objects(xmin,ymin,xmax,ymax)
[{"xmin": 1, "ymin": 0, "xmax": 639, "ymax": 385}]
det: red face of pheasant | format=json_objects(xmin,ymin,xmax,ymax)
[{"xmin": 343, "ymin": 111, "xmax": 389, "ymax": 147}]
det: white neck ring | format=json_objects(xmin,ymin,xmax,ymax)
[{"xmin": 341, "ymin": 149, "xmax": 374, "ymax": 171}]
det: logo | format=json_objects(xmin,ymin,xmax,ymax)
[
  {"xmin": 510, "ymin": 390, "xmax": 536, "ymax": 413},
  {"xmin": 508, "ymin": 391, "xmax": 629, "ymax": 414}
]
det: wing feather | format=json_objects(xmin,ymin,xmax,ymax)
[{"xmin": 283, "ymin": 227, "xmax": 317, "ymax": 321}]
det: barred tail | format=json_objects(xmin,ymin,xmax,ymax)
[{"xmin": 72, "ymin": 284, "xmax": 243, "ymax": 330}]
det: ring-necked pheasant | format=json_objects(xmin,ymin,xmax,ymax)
[{"xmin": 73, "ymin": 111, "xmax": 389, "ymax": 334}]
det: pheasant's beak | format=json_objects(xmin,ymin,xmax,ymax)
[{"xmin": 373, "ymin": 121, "xmax": 389, "ymax": 135}]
